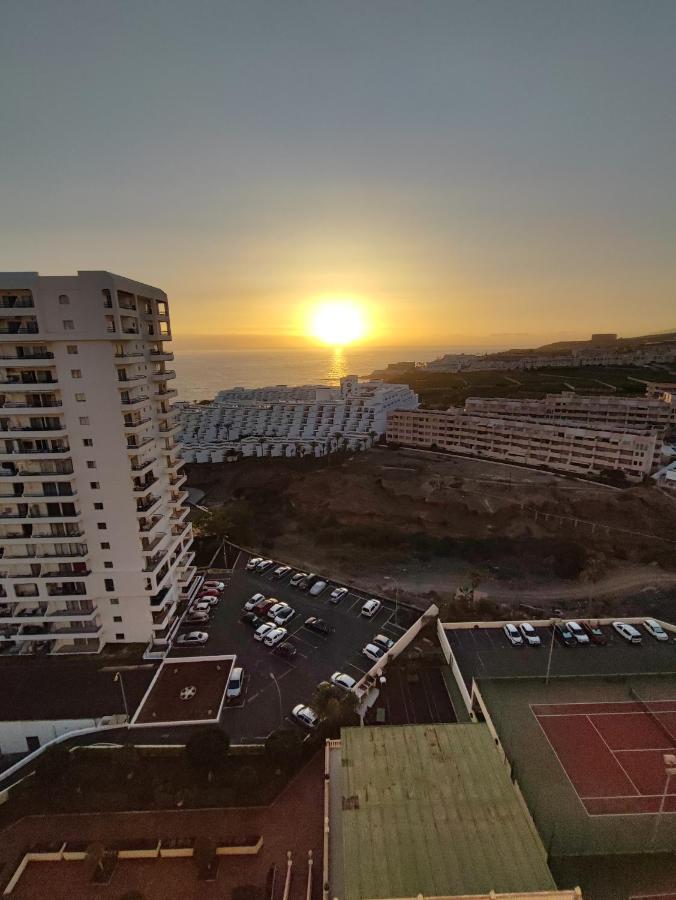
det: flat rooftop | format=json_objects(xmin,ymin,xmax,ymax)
[
  {"xmin": 337, "ymin": 724, "xmax": 557, "ymax": 900},
  {"xmin": 132, "ymin": 656, "xmax": 234, "ymax": 726}
]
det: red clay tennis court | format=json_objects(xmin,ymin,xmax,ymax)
[{"xmin": 532, "ymin": 699, "xmax": 676, "ymax": 816}]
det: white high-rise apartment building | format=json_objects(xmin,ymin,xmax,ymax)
[{"xmin": 0, "ymin": 271, "xmax": 196, "ymax": 657}]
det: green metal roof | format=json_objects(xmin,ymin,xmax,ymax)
[{"xmin": 339, "ymin": 724, "xmax": 557, "ymax": 900}]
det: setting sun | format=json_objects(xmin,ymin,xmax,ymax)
[{"xmin": 309, "ymin": 298, "xmax": 367, "ymax": 346}]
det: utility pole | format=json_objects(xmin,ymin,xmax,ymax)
[{"xmin": 545, "ymin": 619, "xmax": 559, "ymax": 685}]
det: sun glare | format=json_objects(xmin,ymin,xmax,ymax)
[{"xmin": 309, "ymin": 299, "xmax": 367, "ymax": 346}]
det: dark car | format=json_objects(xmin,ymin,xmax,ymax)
[
  {"xmin": 304, "ymin": 616, "xmax": 334, "ymax": 635},
  {"xmin": 298, "ymin": 573, "xmax": 318, "ymax": 591},
  {"xmin": 581, "ymin": 622, "xmax": 608, "ymax": 645},
  {"xmin": 240, "ymin": 612, "xmax": 263, "ymax": 628},
  {"xmin": 554, "ymin": 623, "xmax": 575, "ymax": 647},
  {"xmin": 274, "ymin": 641, "xmax": 298, "ymax": 660}
]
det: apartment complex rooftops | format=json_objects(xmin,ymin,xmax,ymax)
[{"xmin": 331, "ymin": 724, "xmax": 558, "ymax": 900}]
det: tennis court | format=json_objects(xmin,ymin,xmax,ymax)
[{"xmin": 533, "ymin": 699, "xmax": 676, "ymax": 816}]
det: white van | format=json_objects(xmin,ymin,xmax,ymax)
[
  {"xmin": 612, "ymin": 622, "xmax": 642, "ymax": 644},
  {"xmin": 226, "ymin": 666, "xmax": 244, "ymax": 699}
]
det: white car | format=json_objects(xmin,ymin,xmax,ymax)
[
  {"xmin": 246, "ymin": 557, "xmax": 263, "ymax": 571},
  {"xmin": 361, "ymin": 599, "xmax": 382, "ymax": 618},
  {"xmin": 519, "ymin": 623, "xmax": 541, "ymax": 646},
  {"xmin": 330, "ymin": 671, "xmax": 356, "ymax": 691},
  {"xmin": 329, "ymin": 586, "xmax": 348, "ymax": 604},
  {"xmin": 644, "ymin": 619, "xmax": 669, "ymax": 641},
  {"xmin": 184, "ymin": 610, "xmax": 210, "ymax": 625},
  {"xmin": 254, "ymin": 622, "xmax": 276, "ymax": 642},
  {"xmin": 272, "ymin": 605, "xmax": 295, "ymax": 626},
  {"xmin": 363, "ymin": 642, "xmax": 385, "ymax": 663},
  {"xmin": 612, "ymin": 621, "xmax": 642, "ymax": 644},
  {"xmin": 566, "ymin": 621, "xmax": 590, "ymax": 645},
  {"xmin": 196, "ymin": 593, "xmax": 220, "ymax": 607},
  {"xmin": 309, "ymin": 580, "xmax": 328, "ymax": 597},
  {"xmin": 272, "ymin": 565, "xmax": 291, "ymax": 580},
  {"xmin": 503, "ymin": 623, "xmax": 523, "ymax": 646},
  {"xmin": 175, "ymin": 631, "xmax": 208, "ymax": 646},
  {"xmin": 203, "ymin": 580, "xmax": 225, "ymax": 591},
  {"xmin": 190, "ymin": 601, "xmax": 212, "ymax": 615},
  {"xmin": 226, "ymin": 666, "xmax": 244, "ymax": 699},
  {"xmin": 264, "ymin": 626, "xmax": 288, "ymax": 647},
  {"xmin": 292, "ymin": 704, "xmax": 319, "ymax": 729},
  {"xmin": 244, "ymin": 592, "xmax": 266, "ymax": 611},
  {"xmin": 256, "ymin": 559, "xmax": 274, "ymax": 571},
  {"xmin": 372, "ymin": 633, "xmax": 394, "ymax": 652},
  {"xmin": 290, "ymin": 571, "xmax": 307, "ymax": 587},
  {"xmin": 267, "ymin": 601, "xmax": 290, "ymax": 618}
]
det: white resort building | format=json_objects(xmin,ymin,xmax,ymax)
[
  {"xmin": 0, "ymin": 271, "xmax": 197, "ymax": 658},
  {"xmin": 178, "ymin": 376, "xmax": 419, "ymax": 462}
]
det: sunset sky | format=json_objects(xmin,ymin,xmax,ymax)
[{"xmin": 1, "ymin": 1, "xmax": 675, "ymax": 348}]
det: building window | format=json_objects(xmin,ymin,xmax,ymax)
[
  {"xmin": 100, "ymin": 541, "xmax": 110, "ymax": 549},
  {"xmin": 71, "ymin": 369, "xmax": 82, "ymax": 378},
  {"xmin": 58, "ymin": 294, "xmax": 70, "ymax": 305},
  {"xmin": 86, "ymin": 460, "xmax": 96, "ymax": 469},
  {"xmin": 110, "ymin": 597, "xmax": 119, "ymax": 605},
  {"xmin": 90, "ymin": 481, "xmax": 100, "ymax": 489},
  {"xmin": 104, "ymin": 561, "xmax": 113, "ymax": 569},
  {"xmin": 105, "ymin": 578, "xmax": 115, "ymax": 591},
  {"xmin": 83, "ymin": 438, "xmax": 93, "ymax": 447},
  {"xmin": 67, "ymin": 345, "xmax": 78, "ymax": 355},
  {"xmin": 63, "ymin": 320, "xmax": 74, "ymax": 330},
  {"xmin": 115, "ymin": 633, "xmax": 125, "ymax": 640},
  {"xmin": 75, "ymin": 392, "xmax": 86, "ymax": 402},
  {"xmin": 97, "ymin": 522, "xmax": 107, "ymax": 530},
  {"xmin": 94, "ymin": 502, "xmax": 104, "ymax": 510},
  {"xmin": 79, "ymin": 416, "xmax": 89, "ymax": 425},
  {"xmin": 113, "ymin": 616, "xmax": 122, "ymax": 623}
]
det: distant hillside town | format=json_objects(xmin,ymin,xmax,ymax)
[{"xmin": 177, "ymin": 375, "xmax": 419, "ymax": 462}]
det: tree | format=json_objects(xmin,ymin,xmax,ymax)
[
  {"xmin": 186, "ymin": 727, "xmax": 230, "ymax": 782},
  {"xmin": 312, "ymin": 683, "xmax": 360, "ymax": 735},
  {"xmin": 264, "ymin": 728, "xmax": 303, "ymax": 770},
  {"xmin": 193, "ymin": 503, "xmax": 254, "ymax": 545}
]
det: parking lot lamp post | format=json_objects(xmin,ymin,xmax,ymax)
[
  {"xmin": 545, "ymin": 619, "xmax": 559, "ymax": 686},
  {"xmin": 384, "ymin": 576, "xmax": 399, "ymax": 624},
  {"xmin": 114, "ymin": 671, "xmax": 129, "ymax": 721},
  {"xmin": 269, "ymin": 672, "xmax": 283, "ymax": 729},
  {"xmin": 651, "ymin": 753, "xmax": 676, "ymax": 848}
]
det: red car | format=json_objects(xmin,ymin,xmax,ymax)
[
  {"xmin": 581, "ymin": 622, "xmax": 608, "ymax": 645},
  {"xmin": 253, "ymin": 598, "xmax": 275, "ymax": 615}
]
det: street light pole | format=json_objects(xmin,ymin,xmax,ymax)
[
  {"xmin": 545, "ymin": 619, "xmax": 559, "ymax": 686},
  {"xmin": 114, "ymin": 671, "xmax": 129, "ymax": 721},
  {"xmin": 384, "ymin": 575, "xmax": 399, "ymax": 625},
  {"xmin": 651, "ymin": 753, "xmax": 676, "ymax": 848},
  {"xmin": 269, "ymin": 672, "xmax": 283, "ymax": 729}
]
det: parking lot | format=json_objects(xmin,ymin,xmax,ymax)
[
  {"xmin": 446, "ymin": 622, "xmax": 676, "ymax": 689},
  {"xmin": 169, "ymin": 548, "xmax": 411, "ymax": 742}
]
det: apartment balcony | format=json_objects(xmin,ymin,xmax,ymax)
[
  {"xmin": 153, "ymin": 387, "xmax": 178, "ymax": 400},
  {"xmin": 46, "ymin": 583, "xmax": 87, "ymax": 598},
  {"xmin": 2, "ymin": 546, "xmax": 89, "ymax": 563},
  {"xmin": 170, "ymin": 505, "xmax": 189, "ymax": 523},
  {"xmin": 0, "ymin": 530, "xmax": 84, "ymax": 543},
  {"xmin": 178, "ymin": 564, "xmax": 197, "ymax": 586},
  {"xmin": 158, "ymin": 421, "xmax": 181, "ymax": 435},
  {"xmin": 0, "ymin": 398, "xmax": 62, "ymax": 412},
  {"xmin": 152, "ymin": 601, "xmax": 177, "ymax": 629},
  {"xmin": 130, "ymin": 455, "xmax": 157, "ymax": 473},
  {"xmin": 171, "ymin": 489, "xmax": 189, "ymax": 505},
  {"xmin": 0, "ymin": 470, "xmax": 75, "ymax": 484},
  {"xmin": 171, "ymin": 520, "xmax": 190, "ymax": 539},
  {"xmin": 168, "ymin": 472, "xmax": 187, "ymax": 489},
  {"xmin": 143, "ymin": 549, "xmax": 168, "ymax": 573},
  {"xmin": 141, "ymin": 530, "xmax": 167, "ymax": 553},
  {"xmin": 132, "ymin": 475, "xmax": 159, "ymax": 493},
  {"xmin": 121, "ymin": 394, "xmax": 150, "ymax": 407},
  {"xmin": 136, "ymin": 494, "xmax": 162, "ymax": 515},
  {"xmin": 114, "ymin": 349, "xmax": 144, "ymax": 360},
  {"xmin": 3, "ymin": 567, "xmax": 91, "ymax": 580},
  {"xmin": 148, "ymin": 349, "xmax": 174, "ymax": 361},
  {"xmin": 0, "ymin": 447, "xmax": 71, "ymax": 462},
  {"xmin": 126, "ymin": 435, "xmax": 155, "ymax": 452},
  {"xmin": 0, "ymin": 319, "xmax": 39, "ymax": 336},
  {"xmin": 117, "ymin": 373, "xmax": 147, "ymax": 384},
  {"xmin": 0, "ymin": 602, "xmax": 97, "ymax": 625},
  {"xmin": 150, "ymin": 369, "xmax": 176, "ymax": 381},
  {"xmin": 138, "ymin": 514, "xmax": 163, "ymax": 534},
  {"xmin": 124, "ymin": 417, "xmax": 152, "ymax": 430},
  {"xmin": 0, "ymin": 376, "xmax": 58, "ymax": 390},
  {"xmin": 1, "ymin": 620, "xmax": 103, "ymax": 641},
  {"xmin": 0, "ymin": 296, "xmax": 34, "ymax": 310}
]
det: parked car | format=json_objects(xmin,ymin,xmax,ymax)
[
  {"xmin": 274, "ymin": 641, "xmax": 297, "ymax": 659},
  {"xmin": 226, "ymin": 666, "xmax": 244, "ymax": 700},
  {"xmin": 184, "ymin": 610, "xmax": 210, "ymax": 625},
  {"xmin": 518, "ymin": 623, "xmax": 541, "ymax": 646},
  {"xmin": 190, "ymin": 601, "xmax": 212, "ymax": 615},
  {"xmin": 329, "ymin": 586, "xmax": 348, "ymax": 604},
  {"xmin": 272, "ymin": 565, "xmax": 291, "ymax": 580},
  {"xmin": 203, "ymin": 580, "xmax": 225, "ymax": 591},
  {"xmin": 246, "ymin": 557, "xmax": 263, "ymax": 571},
  {"xmin": 613, "ymin": 621, "xmax": 642, "ymax": 644},
  {"xmin": 330, "ymin": 671, "xmax": 357, "ymax": 691},
  {"xmin": 298, "ymin": 573, "xmax": 318, "ymax": 591},
  {"xmin": 291, "ymin": 704, "xmax": 319, "ymax": 729},
  {"xmin": 289, "ymin": 571, "xmax": 307, "ymax": 588},
  {"xmin": 309, "ymin": 580, "xmax": 328, "ymax": 597},
  {"xmin": 175, "ymin": 631, "xmax": 208, "ymax": 646},
  {"xmin": 503, "ymin": 623, "xmax": 523, "ymax": 646},
  {"xmin": 644, "ymin": 618, "xmax": 669, "ymax": 641},
  {"xmin": 253, "ymin": 598, "xmax": 276, "ymax": 616},
  {"xmin": 581, "ymin": 622, "xmax": 607, "ymax": 645},
  {"xmin": 244, "ymin": 592, "xmax": 266, "ymax": 611},
  {"xmin": 566, "ymin": 621, "xmax": 590, "ymax": 645},
  {"xmin": 554, "ymin": 623, "xmax": 575, "ymax": 647},
  {"xmin": 254, "ymin": 622, "xmax": 276, "ymax": 642},
  {"xmin": 372, "ymin": 634, "xmax": 394, "ymax": 652},
  {"xmin": 196, "ymin": 593, "xmax": 220, "ymax": 606},
  {"xmin": 240, "ymin": 612, "xmax": 263, "ymax": 628},
  {"xmin": 304, "ymin": 616, "xmax": 334, "ymax": 635},
  {"xmin": 361, "ymin": 599, "xmax": 382, "ymax": 618},
  {"xmin": 267, "ymin": 601, "xmax": 290, "ymax": 618},
  {"xmin": 264, "ymin": 626, "xmax": 288, "ymax": 647},
  {"xmin": 256, "ymin": 559, "xmax": 274, "ymax": 572},
  {"xmin": 198, "ymin": 588, "xmax": 220, "ymax": 598},
  {"xmin": 272, "ymin": 605, "xmax": 295, "ymax": 626},
  {"xmin": 363, "ymin": 643, "xmax": 385, "ymax": 663}
]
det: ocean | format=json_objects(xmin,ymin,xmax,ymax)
[{"xmin": 172, "ymin": 345, "xmax": 450, "ymax": 402}]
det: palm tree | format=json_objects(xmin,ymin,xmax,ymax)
[{"xmin": 312, "ymin": 683, "xmax": 359, "ymax": 735}]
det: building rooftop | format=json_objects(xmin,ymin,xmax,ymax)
[{"xmin": 338, "ymin": 724, "xmax": 557, "ymax": 900}]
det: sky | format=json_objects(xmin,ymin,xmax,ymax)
[{"xmin": 1, "ymin": 0, "xmax": 675, "ymax": 349}]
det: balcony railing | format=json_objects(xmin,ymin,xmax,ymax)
[
  {"xmin": 130, "ymin": 456, "xmax": 157, "ymax": 471},
  {"xmin": 121, "ymin": 395, "xmax": 149, "ymax": 405},
  {"xmin": 124, "ymin": 417, "xmax": 151, "ymax": 429},
  {"xmin": 0, "ymin": 297, "xmax": 34, "ymax": 310},
  {"xmin": 0, "ymin": 322, "xmax": 39, "ymax": 335},
  {"xmin": 133, "ymin": 476, "xmax": 158, "ymax": 493},
  {"xmin": 136, "ymin": 495, "xmax": 160, "ymax": 513},
  {"xmin": 1, "ymin": 447, "xmax": 70, "ymax": 455},
  {"xmin": 139, "ymin": 515, "xmax": 162, "ymax": 532},
  {"xmin": 114, "ymin": 349, "xmax": 144, "ymax": 359},
  {"xmin": 0, "ymin": 399, "xmax": 62, "ymax": 409}
]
